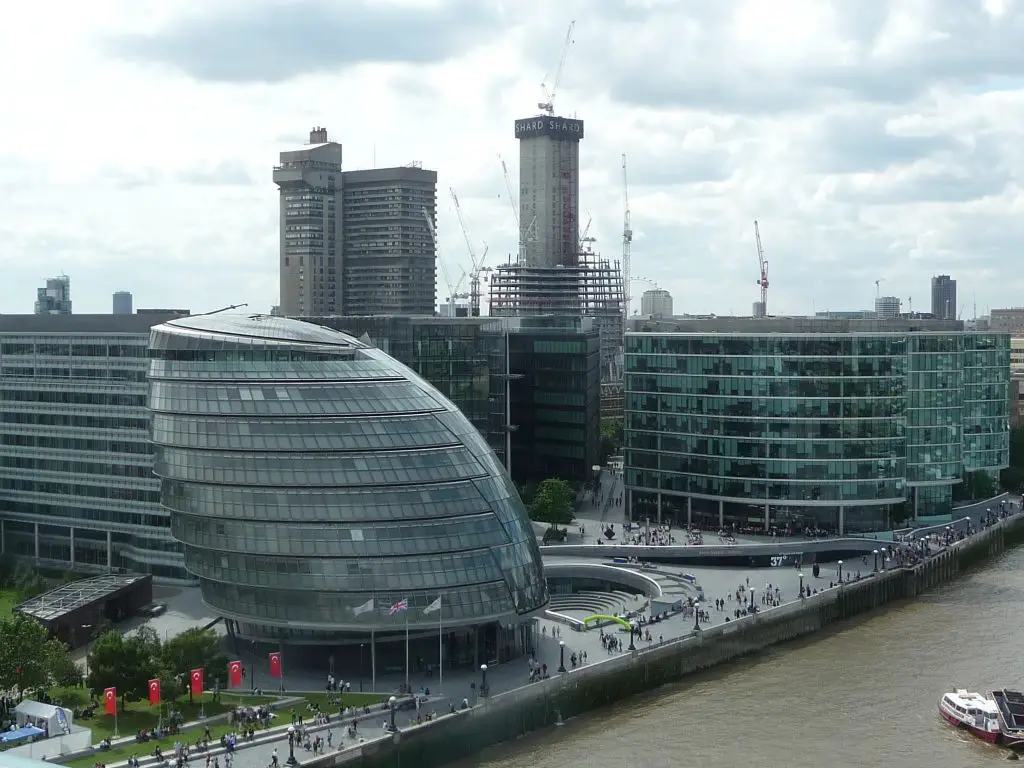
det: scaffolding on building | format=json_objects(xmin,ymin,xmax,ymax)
[{"xmin": 489, "ymin": 249, "xmax": 625, "ymax": 415}]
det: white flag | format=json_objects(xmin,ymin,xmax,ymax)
[
  {"xmin": 423, "ymin": 597, "xmax": 441, "ymax": 615},
  {"xmin": 352, "ymin": 599, "xmax": 375, "ymax": 616}
]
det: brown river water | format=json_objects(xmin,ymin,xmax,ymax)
[{"xmin": 462, "ymin": 547, "xmax": 1024, "ymax": 768}]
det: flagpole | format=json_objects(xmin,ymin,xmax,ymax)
[
  {"xmin": 113, "ymin": 702, "xmax": 119, "ymax": 740},
  {"xmin": 371, "ymin": 628, "xmax": 376, "ymax": 692},
  {"xmin": 405, "ymin": 610, "xmax": 410, "ymax": 692},
  {"xmin": 438, "ymin": 595, "xmax": 443, "ymax": 690}
]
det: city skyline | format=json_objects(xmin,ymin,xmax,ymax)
[{"xmin": 2, "ymin": 1, "xmax": 1024, "ymax": 315}]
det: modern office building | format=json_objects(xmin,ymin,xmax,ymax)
[
  {"xmin": 500, "ymin": 316, "xmax": 602, "ymax": 487},
  {"xmin": 623, "ymin": 317, "xmax": 1010, "ymax": 534},
  {"xmin": 112, "ymin": 291, "xmax": 133, "ymax": 315},
  {"xmin": 1012, "ymin": 376, "xmax": 1023, "ymax": 428},
  {"xmin": 991, "ymin": 308, "xmax": 1024, "ymax": 333},
  {"xmin": 150, "ymin": 313, "xmax": 547, "ymax": 662},
  {"xmin": 640, "ymin": 289, "xmax": 673, "ymax": 318},
  {"xmin": 0, "ymin": 313, "xmax": 190, "ymax": 581},
  {"xmin": 34, "ymin": 276, "xmax": 72, "ymax": 315},
  {"xmin": 274, "ymin": 127, "xmax": 437, "ymax": 317},
  {"xmin": 874, "ymin": 296, "xmax": 901, "ymax": 319},
  {"xmin": 514, "ymin": 116, "xmax": 583, "ymax": 269},
  {"xmin": 931, "ymin": 275, "xmax": 957, "ymax": 320}
]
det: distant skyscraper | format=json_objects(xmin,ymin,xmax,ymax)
[
  {"xmin": 874, "ymin": 295, "xmax": 901, "ymax": 319},
  {"xmin": 274, "ymin": 126, "xmax": 437, "ymax": 316},
  {"xmin": 113, "ymin": 291, "xmax": 133, "ymax": 315},
  {"xmin": 515, "ymin": 115, "xmax": 583, "ymax": 267},
  {"xmin": 35, "ymin": 275, "xmax": 71, "ymax": 315},
  {"xmin": 640, "ymin": 288, "xmax": 673, "ymax": 317},
  {"xmin": 931, "ymin": 275, "xmax": 957, "ymax": 319}
]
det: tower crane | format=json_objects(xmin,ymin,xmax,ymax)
[
  {"xmin": 538, "ymin": 20, "xmax": 576, "ymax": 116},
  {"xmin": 875, "ymin": 278, "xmax": 884, "ymax": 300},
  {"xmin": 450, "ymin": 188, "xmax": 491, "ymax": 317},
  {"xmin": 622, "ymin": 154, "xmax": 633, "ymax": 321},
  {"xmin": 422, "ymin": 207, "xmax": 467, "ymax": 313},
  {"xmin": 754, "ymin": 220, "xmax": 768, "ymax": 316}
]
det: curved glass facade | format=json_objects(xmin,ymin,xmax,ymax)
[
  {"xmin": 624, "ymin": 324, "xmax": 1011, "ymax": 533},
  {"xmin": 148, "ymin": 314, "xmax": 547, "ymax": 641}
]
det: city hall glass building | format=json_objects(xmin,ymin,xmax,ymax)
[
  {"xmin": 624, "ymin": 318, "xmax": 1011, "ymax": 534},
  {"xmin": 148, "ymin": 314, "xmax": 547, "ymax": 661}
]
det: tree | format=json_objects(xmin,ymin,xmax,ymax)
[
  {"xmin": 0, "ymin": 613, "xmax": 77, "ymax": 692},
  {"xmin": 1001, "ymin": 427, "xmax": 1024, "ymax": 492},
  {"xmin": 161, "ymin": 628, "xmax": 228, "ymax": 703},
  {"xmin": 87, "ymin": 630, "xmax": 158, "ymax": 707},
  {"xmin": 529, "ymin": 478, "xmax": 575, "ymax": 525}
]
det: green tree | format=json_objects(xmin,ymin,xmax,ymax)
[
  {"xmin": 161, "ymin": 628, "xmax": 228, "ymax": 703},
  {"xmin": 87, "ymin": 630, "xmax": 158, "ymax": 707},
  {"xmin": 0, "ymin": 613, "xmax": 76, "ymax": 691},
  {"xmin": 1001, "ymin": 427, "xmax": 1024, "ymax": 492},
  {"xmin": 529, "ymin": 478, "xmax": 575, "ymax": 525}
]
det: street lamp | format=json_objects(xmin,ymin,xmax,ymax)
[
  {"xmin": 837, "ymin": 560, "xmax": 843, "ymax": 583},
  {"xmin": 558, "ymin": 640, "xmax": 566, "ymax": 673},
  {"xmin": 388, "ymin": 696, "xmax": 397, "ymax": 732},
  {"xmin": 798, "ymin": 572, "xmax": 804, "ymax": 597},
  {"xmin": 286, "ymin": 726, "xmax": 298, "ymax": 766},
  {"xmin": 359, "ymin": 644, "xmax": 364, "ymax": 692},
  {"xmin": 693, "ymin": 601, "xmax": 701, "ymax": 632},
  {"xmin": 873, "ymin": 549, "xmax": 879, "ymax": 572},
  {"xmin": 628, "ymin": 622, "xmax": 636, "ymax": 651},
  {"xmin": 480, "ymin": 664, "xmax": 488, "ymax": 698},
  {"xmin": 881, "ymin": 548, "xmax": 887, "ymax": 570}
]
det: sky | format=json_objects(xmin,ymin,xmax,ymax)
[{"xmin": 2, "ymin": 0, "xmax": 1024, "ymax": 317}]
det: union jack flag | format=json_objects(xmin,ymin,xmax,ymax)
[{"xmin": 389, "ymin": 598, "xmax": 409, "ymax": 615}]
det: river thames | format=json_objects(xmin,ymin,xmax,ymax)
[{"xmin": 464, "ymin": 545, "xmax": 1024, "ymax": 768}]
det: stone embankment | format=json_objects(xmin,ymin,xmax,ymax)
[{"xmin": 304, "ymin": 513, "xmax": 1024, "ymax": 768}]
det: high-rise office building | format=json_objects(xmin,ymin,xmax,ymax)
[
  {"xmin": 274, "ymin": 127, "xmax": 437, "ymax": 317},
  {"xmin": 112, "ymin": 291, "xmax": 133, "ymax": 315},
  {"xmin": 931, "ymin": 275, "xmax": 957, "ymax": 320},
  {"xmin": 874, "ymin": 295, "xmax": 901, "ymax": 319},
  {"xmin": 35, "ymin": 275, "xmax": 72, "ymax": 315},
  {"xmin": 514, "ymin": 116, "xmax": 583, "ymax": 268},
  {"xmin": 640, "ymin": 289, "xmax": 673, "ymax": 317}
]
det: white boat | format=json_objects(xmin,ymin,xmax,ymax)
[{"xmin": 938, "ymin": 689, "xmax": 1002, "ymax": 744}]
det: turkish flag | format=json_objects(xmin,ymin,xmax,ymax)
[
  {"xmin": 190, "ymin": 668, "xmax": 204, "ymax": 696},
  {"xmin": 148, "ymin": 679, "xmax": 161, "ymax": 707},
  {"xmin": 104, "ymin": 687, "xmax": 117, "ymax": 715},
  {"xmin": 268, "ymin": 652, "xmax": 282, "ymax": 679},
  {"xmin": 228, "ymin": 660, "xmax": 243, "ymax": 688}
]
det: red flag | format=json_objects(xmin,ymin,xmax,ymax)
[
  {"xmin": 103, "ymin": 687, "xmax": 117, "ymax": 715},
  {"xmin": 228, "ymin": 660, "xmax": 243, "ymax": 688},
  {"xmin": 148, "ymin": 679, "xmax": 161, "ymax": 707},
  {"xmin": 269, "ymin": 652, "xmax": 282, "ymax": 679},
  {"xmin": 190, "ymin": 667, "xmax": 204, "ymax": 696}
]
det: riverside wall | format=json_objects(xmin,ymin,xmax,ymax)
[{"xmin": 308, "ymin": 513, "xmax": 1024, "ymax": 768}]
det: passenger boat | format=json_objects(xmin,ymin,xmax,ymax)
[
  {"xmin": 990, "ymin": 690, "xmax": 1024, "ymax": 749},
  {"xmin": 938, "ymin": 690, "xmax": 1002, "ymax": 743}
]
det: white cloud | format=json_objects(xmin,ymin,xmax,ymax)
[{"xmin": 0, "ymin": 0, "xmax": 1022, "ymax": 317}]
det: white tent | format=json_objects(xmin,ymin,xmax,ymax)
[{"xmin": 13, "ymin": 701, "xmax": 73, "ymax": 736}]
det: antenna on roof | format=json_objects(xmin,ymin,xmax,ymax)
[{"xmin": 196, "ymin": 303, "xmax": 248, "ymax": 317}]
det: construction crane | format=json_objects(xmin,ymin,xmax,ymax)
[
  {"xmin": 875, "ymin": 278, "xmax": 885, "ymax": 300},
  {"xmin": 754, "ymin": 220, "xmax": 768, "ymax": 316},
  {"xmin": 538, "ymin": 21, "xmax": 576, "ymax": 116},
  {"xmin": 422, "ymin": 207, "xmax": 466, "ymax": 313},
  {"xmin": 622, "ymin": 154, "xmax": 633, "ymax": 320},
  {"xmin": 450, "ymin": 188, "xmax": 491, "ymax": 317}
]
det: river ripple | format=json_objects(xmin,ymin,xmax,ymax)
[{"xmin": 464, "ymin": 548, "xmax": 1024, "ymax": 768}]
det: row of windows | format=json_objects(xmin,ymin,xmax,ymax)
[
  {"xmin": 151, "ymin": 413, "xmax": 457, "ymax": 453},
  {"xmin": 629, "ymin": 417, "xmax": 902, "ymax": 441},
  {"xmin": 172, "ymin": 511, "xmax": 512, "ymax": 558},
  {"xmin": 627, "ymin": 337, "xmax": 910, "ymax": 357},
  {"xmin": 627, "ymin": 452, "xmax": 904, "ymax": 481},
  {"xmin": 0, "ymin": 388, "xmax": 146, "ymax": 407},
  {"xmin": 154, "ymin": 446, "xmax": 487, "ymax": 488},
  {"xmin": 151, "ymin": 348, "xmax": 350, "ymax": 363},
  {"xmin": 0, "ymin": 477, "xmax": 160, "ymax": 503},
  {"xmin": 147, "ymin": 359, "xmax": 398, "ymax": 381},
  {"xmin": 0, "ymin": 410, "xmax": 149, "ymax": 431},
  {"xmin": 1, "ymin": 500, "xmax": 167, "ymax": 531},
  {"xmin": 627, "ymin": 357, "xmax": 906, "ymax": 378},
  {"xmin": 0, "ymin": 432, "xmax": 152, "ymax": 455},
  {"xmin": 0, "ymin": 452, "xmax": 153, "ymax": 479},
  {"xmin": 631, "ymin": 377, "xmax": 901, "ymax": 399},
  {"xmin": 626, "ymin": 398, "xmax": 904, "ymax": 419},
  {"xmin": 0, "ymin": 343, "xmax": 146, "ymax": 357},
  {"xmin": 630, "ymin": 434, "xmax": 904, "ymax": 460},
  {"xmin": 626, "ymin": 469, "xmax": 905, "ymax": 501},
  {"xmin": 185, "ymin": 543, "xmax": 533, "ymax": 593}
]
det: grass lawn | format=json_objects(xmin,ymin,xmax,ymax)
[
  {"xmin": 59, "ymin": 717, "xmax": 247, "ymax": 768},
  {"xmin": 295, "ymin": 691, "xmax": 388, "ymax": 714},
  {"xmin": 0, "ymin": 587, "xmax": 18, "ymax": 616}
]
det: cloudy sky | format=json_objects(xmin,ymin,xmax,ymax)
[{"xmin": 2, "ymin": 0, "xmax": 1023, "ymax": 317}]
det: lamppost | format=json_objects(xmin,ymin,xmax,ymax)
[
  {"xmin": 837, "ymin": 560, "xmax": 843, "ymax": 583},
  {"xmin": 944, "ymin": 526, "xmax": 951, "ymax": 545},
  {"xmin": 872, "ymin": 549, "xmax": 879, "ymax": 572},
  {"xmin": 558, "ymin": 640, "xmax": 566, "ymax": 673},
  {"xmin": 388, "ymin": 696, "xmax": 397, "ymax": 732},
  {"xmin": 359, "ymin": 644, "xmax": 364, "ymax": 692},
  {"xmin": 798, "ymin": 572, "xmax": 804, "ymax": 597},
  {"xmin": 881, "ymin": 548, "xmax": 887, "ymax": 570},
  {"xmin": 480, "ymin": 664, "xmax": 488, "ymax": 698},
  {"xmin": 286, "ymin": 726, "xmax": 298, "ymax": 766},
  {"xmin": 628, "ymin": 622, "xmax": 636, "ymax": 651},
  {"xmin": 693, "ymin": 601, "xmax": 701, "ymax": 632}
]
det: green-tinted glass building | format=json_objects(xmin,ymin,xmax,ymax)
[{"xmin": 624, "ymin": 317, "xmax": 1010, "ymax": 534}]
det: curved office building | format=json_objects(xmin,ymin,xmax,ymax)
[
  {"xmin": 148, "ymin": 314, "xmax": 547, "ymax": 656},
  {"xmin": 624, "ymin": 318, "xmax": 1010, "ymax": 534}
]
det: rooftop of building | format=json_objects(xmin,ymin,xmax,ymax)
[
  {"xmin": 0, "ymin": 312, "xmax": 187, "ymax": 334},
  {"xmin": 15, "ymin": 574, "xmax": 148, "ymax": 623},
  {"xmin": 162, "ymin": 313, "xmax": 369, "ymax": 348},
  {"xmin": 628, "ymin": 315, "xmax": 975, "ymax": 335}
]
